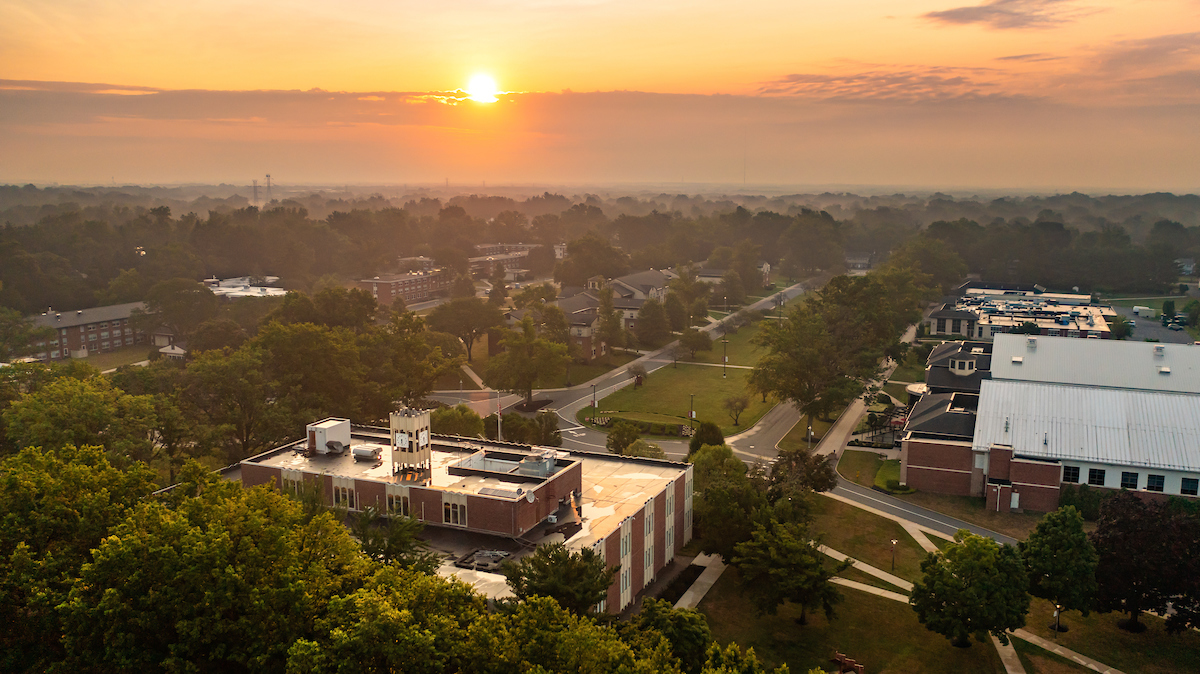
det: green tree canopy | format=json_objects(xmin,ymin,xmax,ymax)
[
  {"xmin": 3, "ymin": 376, "xmax": 156, "ymax": 462},
  {"xmin": 680, "ymin": 328, "xmax": 712, "ymax": 359},
  {"xmin": 427, "ymin": 297, "xmax": 504, "ymax": 363},
  {"xmin": 664, "ymin": 291, "xmax": 689, "ymax": 331},
  {"xmin": 0, "ymin": 306, "xmax": 54, "ymax": 362},
  {"xmin": 689, "ymin": 421, "xmax": 724, "ymax": 455},
  {"xmin": 501, "ymin": 541, "xmax": 618, "ymax": 616},
  {"xmin": 1019, "ymin": 506, "xmax": 1098, "ymax": 625},
  {"xmin": 732, "ymin": 519, "xmax": 850, "ymax": 623},
  {"xmin": 910, "ymin": 530, "xmax": 1030, "ymax": 646},
  {"xmin": 486, "ymin": 317, "xmax": 569, "ymax": 406},
  {"xmin": 606, "ymin": 420, "xmax": 641, "ymax": 454},
  {"xmin": 431, "ymin": 403, "xmax": 485, "ymax": 438},
  {"xmin": 133, "ymin": 277, "xmax": 219, "ymax": 342},
  {"xmin": 635, "ymin": 298, "xmax": 672, "ymax": 346}
]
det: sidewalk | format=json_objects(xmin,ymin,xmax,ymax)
[
  {"xmin": 673, "ymin": 553, "xmax": 727, "ymax": 610},
  {"xmin": 1010, "ymin": 629, "xmax": 1127, "ymax": 674}
]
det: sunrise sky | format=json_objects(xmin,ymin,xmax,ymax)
[{"xmin": 3, "ymin": 0, "xmax": 1199, "ymax": 191}]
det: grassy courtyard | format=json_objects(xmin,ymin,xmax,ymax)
[
  {"xmin": 699, "ymin": 567, "xmax": 1005, "ymax": 673},
  {"xmin": 810, "ymin": 494, "xmax": 933, "ymax": 585},
  {"xmin": 593, "ymin": 365, "xmax": 773, "ymax": 437}
]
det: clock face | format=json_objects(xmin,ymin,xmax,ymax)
[
  {"xmin": 396, "ymin": 431, "xmax": 409, "ymax": 448},
  {"xmin": 419, "ymin": 430, "xmax": 429, "ymax": 447}
]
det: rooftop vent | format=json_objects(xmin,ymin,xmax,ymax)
[
  {"xmin": 1012, "ymin": 356, "xmax": 1024, "ymax": 364},
  {"xmin": 1160, "ymin": 366, "xmax": 1171, "ymax": 375},
  {"xmin": 1026, "ymin": 336, "xmax": 1037, "ymax": 349},
  {"xmin": 1154, "ymin": 345, "xmax": 1166, "ymax": 357}
]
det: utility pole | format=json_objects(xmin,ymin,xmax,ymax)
[
  {"xmin": 265, "ymin": 174, "xmax": 272, "ymax": 203},
  {"xmin": 252, "ymin": 180, "xmax": 259, "ymax": 208},
  {"xmin": 722, "ymin": 337, "xmax": 728, "ymax": 378}
]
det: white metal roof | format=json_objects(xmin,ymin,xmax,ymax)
[
  {"xmin": 991, "ymin": 334, "xmax": 1200, "ymax": 394},
  {"xmin": 974, "ymin": 379, "xmax": 1200, "ymax": 472}
]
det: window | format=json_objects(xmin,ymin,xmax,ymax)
[
  {"xmin": 443, "ymin": 502, "xmax": 466, "ymax": 526},
  {"xmin": 936, "ymin": 318, "xmax": 946, "ymax": 333},
  {"xmin": 1062, "ymin": 466, "xmax": 1080, "ymax": 483},
  {"xmin": 951, "ymin": 319, "xmax": 961, "ymax": 333},
  {"xmin": 1182, "ymin": 478, "xmax": 1199, "ymax": 496},
  {"xmin": 334, "ymin": 486, "xmax": 355, "ymax": 509},
  {"xmin": 88, "ymin": 333, "xmax": 96, "ymax": 341},
  {"xmin": 1121, "ymin": 472, "xmax": 1138, "ymax": 490},
  {"xmin": 282, "ymin": 477, "xmax": 301, "ymax": 495},
  {"xmin": 1147, "ymin": 475, "xmax": 1165, "ymax": 492},
  {"xmin": 1088, "ymin": 468, "xmax": 1106, "ymax": 486},
  {"xmin": 387, "ymin": 493, "xmax": 410, "ymax": 516},
  {"xmin": 100, "ymin": 331, "xmax": 109, "ymax": 339}
]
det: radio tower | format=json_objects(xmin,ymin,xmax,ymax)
[
  {"xmin": 265, "ymin": 174, "xmax": 273, "ymax": 204},
  {"xmin": 252, "ymin": 180, "xmax": 259, "ymax": 208}
]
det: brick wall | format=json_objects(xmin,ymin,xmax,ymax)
[
  {"xmin": 241, "ymin": 463, "xmax": 281, "ymax": 490},
  {"xmin": 988, "ymin": 447, "xmax": 1013, "ymax": 481},
  {"xmin": 465, "ymin": 495, "xmax": 516, "ymax": 536},
  {"xmin": 907, "ymin": 440, "xmax": 973, "ymax": 472},
  {"xmin": 355, "ymin": 479, "xmax": 387, "ymax": 512},
  {"xmin": 606, "ymin": 531, "xmax": 621, "ymax": 610},
  {"xmin": 631, "ymin": 509, "xmax": 645, "ymax": 596},
  {"xmin": 907, "ymin": 465, "xmax": 973, "ymax": 496}
]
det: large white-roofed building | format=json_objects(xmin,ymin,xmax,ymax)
[{"xmin": 901, "ymin": 334, "xmax": 1200, "ymax": 513}]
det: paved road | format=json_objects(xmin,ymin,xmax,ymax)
[
  {"xmin": 833, "ymin": 478, "xmax": 1017, "ymax": 546},
  {"xmin": 431, "ymin": 281, "xmax": 811, "ymax": 458}
]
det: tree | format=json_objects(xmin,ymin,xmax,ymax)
[
  {"xmin": 597, "ymin": 284, "xmax": 626, "ymax": 357},
  {"xmin": 690, "ymin": 444, "xmax": 767, "ymax": 560},
  {"xmin": 690, "ymin": 297, "xmax": 709, "ymax": 324},
  {"xmin": 1163, "ymin": 299, "xmax": 1176, "ymax": 319},
  {"xmin": 885, "ymin": 236, "xmax": 968, "ymax": 295},
  {"xmin": 350, "ymin": 506, "xmax": 441, "ymax": 574},
  {"xmin": 1090, "ymin": 490, "xmax": 1182, "ymax": 632},
  {"xmin": 769, "ymin": 445, "xmax": 838, "ymax": 498},
  {"xmin": 622, "ymin": 438, "xmax": 666, "ymax": 458},
  {"xmin": 680, "ymin": 328, "xmax": 712, "ymax": 359},
  {"xmin": 486, "ymin": 317, "xmax": 569, "ymax": 406},
  {"xmin": 689, "ymin": 421, "xmax": 725, "ymax": 456},
  {"xmin": 133, "ymin": 277, "xmax": 218, "ymax": 342},
  {"xmin": 1108, "ymin": 314, "xmax": 1134, "ymax": 340},
  {"xmin": 513, "ymin": 282, "xmax": 558, "ymax": 309},
  {"xmin": 501, "ymin": 541, "xmax": 618, "ymax": 615},
  {"xmin": 95, "ymin": 268, "xmax": 149, "ymax": 305},
  {"xmin": 627, "ymin": 598, "xmax": 712, "ymax": 674},
  {"xmin": 188, "ymin": 317, "xmax": 248, "ymax": 352},
  {"xmin": 732, "ymin": 520, "xmax": 850, "ymax": 623},
  {"xmin": 431, "ymin": 404, "xmax": 485, "ymax": 438},
  {"xmin": 533, "ymin": 410, "xmax": 563, "ymax": 447},
  {"xmin": 554, "ymin": 233, "xmax": 629, "ymax": 287},
  {"xmin": 253, "ymin": 321, "xmax": 366, "ymax": 420},
  {"xmin": 58, "ymin": 473, "xmax": 370, "ymax": 671},
  {"xmin": 1019, "ymin": 506, "xmax": 1098, "ymax": 631},
  {"xmin": 719, "ymin": 270, "xmax": 746, "ymax": 308},
  {"xmin": 3, "ymin": 376, "xmax": 157, "ymax": 463},
  {"xmin": 0, "ymin": 307, "xmax": 53, "ymax": 362},
  {"xmin": 724, "ymin": 394, "xmax": 750, "ymax": 426},
  {"xmin": 0, "ymin": 446, "xmax": 156, "ymax": 672},
  {"xmin": 664, "ymin": 291, "xmax": 689, "ymax": 331},
  {"xmin": 668, "ymin": 343, "xmax": 687, "ymax": 368},
  {"xmin": 451, "ymin": 274, "xmax": 477, "ymax": 299},
  {"xmin": 635, "ymin": 298, "xmax": 671, "ymax": 346},
  {"xmin": 910, "ymin": 530, "xmax": 1030, "ymax": 647},
  {"xmin": 607, "ymin": 420, "xmax": 641, "ymax": 454},
  {"xmin": 181, "ymin": 346, "xmax": 294, "ymax": 461},
  {"xmin": 427, "ymin": 298, "xmax": 504, "ymax": 363},
  {"xmin": 488, "ymin": 262, "xmax": 508, "ymax": 306}
]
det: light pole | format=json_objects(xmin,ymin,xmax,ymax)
[
  {"xmin": 723, "ymin": 294, "xmax": 727, "ymax": 314},
  {"xmin": 890, "ymin": 539, "xmax": 898, "ymax": 572},
  {"xmin": 591, "ymin": 384, "xmax": 597, "ymax": 419},
  {"xmin": 496, "ymin": 388, "xmax": 502, "ymax": 442},
  {"xmin": 722, "ymin": 337, "xmax": 729, "ymax": 379},
  {"xmin": 689, "ymin": 393, "xmax": 695, "ymax": 431}
]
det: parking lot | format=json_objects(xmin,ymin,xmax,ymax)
[{"xmin": 1113, "ymin": 306, "xmax": 1195, "ymax": 344}]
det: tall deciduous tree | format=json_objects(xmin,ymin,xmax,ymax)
[
  {"xmin": 427, "ymin": 297, "xmax": 504, "ymax": 363},
  {"xmin": 688, "ymin": 421, "xmax": 725, "ymax": 456},
  {"xmin": 597, "ymin": 285, "xmax": 626, "ymax": 357},
  {"xmin": 430, "ymin": 404, "xmax": 484, "ymax": 438},
  {"xmin": 606, "ymin": 420, "xmax": 641, "ymax": 454},
  {"xmin": 501, "ymin": 541, "xmax": 618, "ymax": 616},
  {"xmin": 486, "ymin": 317, "xmax": 569, "ymax": 406},
  {"xmin": 182, "ymin": 346, "xmax": 293, "ymax": 461},
  {"xmin": 3, "ymin": 376, "xmax": 157, "ymax": 462},
  {"xmin": 732, "ymin": 520, "xmax": 850, "ymax": 623},
  {"xmin": 680, "ymin": 328, "xmax": 712, "ymax": 359},
  {"xmin": 664, "ymin": 291, "xmax": 689, "ymax": 332},
  {"xmin": 133, "ymin": 277, "xmax": 218, "ymax": 342},
  {"xmin": 910, "ymin": 530, "xmax": 1030, "ymax": 647},
  {"xmin": 0, "ymin": 307, "xmax": 53, "ymax": 362},
  {"xmin": 769, "ymin": 445, "xmax": 838, "ymax": 499},
  {"xmin": 1020, "ymin": 506, "xmax": 1098, "ymax": 630},
  {"xmin": 635, "ymin": 298, "xmax": 671, "ymax": 346}
]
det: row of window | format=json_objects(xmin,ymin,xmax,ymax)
[
  {"xmin": 1063, "ymin": 466, "xmax": 1198, "ymax": 495},
  {"xmin": 444, "ymin": 502, "xmax": 467, "ymax": 526}
]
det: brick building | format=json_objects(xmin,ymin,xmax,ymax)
[
  {"xmin": 28, "ymin": 302, "xmax": 147, "ymax": 361},
  {"xmin": 901, "ymin": 334, "xmax": 1200, "ymax": 513},
  {"xmin": 359, "ymin": 269, "xmax": 453, "ymax": 305},
  {"xmin": 236, "ymin": 410, "xmax": 693, "ymax": 614}
]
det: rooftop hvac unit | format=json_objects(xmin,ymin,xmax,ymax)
[
  {"xmin": 1026, "ymin": 336, "xmax": 1038, "ymax": 348},
  {"xmin": 1154, "ymin": 345, "xmax": 1166, "ymax": 357},
  {"xmin": 547, "ymin": 514, "xmax": 558, "ymax": 524}
]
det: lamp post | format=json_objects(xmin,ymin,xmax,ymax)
[
  {"xmin": 722, "ymin": 337, "xmax": 729, "ymax": 379},
  {"xmin": 496, "ymin": 388, "xmax": 502, "ymax": 442},
  {"xmin": 591, "ymin": 383, "xmax": 597, "ymax": 418},
  {"xmin": 690, "ymin": 393, "xmax": 695, "ymax": 431},
  {"xmin": 890, "ymin": 539, "xmax": 898, "ymax": 572}
]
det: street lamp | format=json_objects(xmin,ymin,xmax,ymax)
[
  {"xmin": 591, "ymin": 383, "xmax": 597, "ymax": 418},
  {"xmin": 721, "ymin": 337, "xmax": 729, "ymax": 379},
  {"xmin": 890, "ymin": 539, "xmax": 899, "ymax": 571},
  {"xmin": 689, "ymin": 393, "xmax": 695, "ymax": 431}
]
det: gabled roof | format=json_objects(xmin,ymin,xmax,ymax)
[
  {"xmin": 929, "ymin": 303, "xmax": 979, "ymax": 320},
  {"xmin": 31, "ymin": 302, "xmax": 145, "ymax": 329},
  {"xmin": 975, "ymin": 379, "xmax": 1200, "ymax": 472},
  {"xmin": 904, "ymin": 392, "xmax": 977, "ymax": 440}
]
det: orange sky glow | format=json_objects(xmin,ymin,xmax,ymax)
[{"xmin": 2, "ymin": 0, "xmax": 1199, "ymax": 190}]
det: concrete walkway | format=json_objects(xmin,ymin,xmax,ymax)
[
  {"xmin": 829, "ymin": 577, "xmax": 911, "ymax": 604},
  {"xmin": 900, "ymin": 520, "xmax": 944, "ymax": 554},
  {"xmin": 460, "ymin": 363, "xmax": 488, "ymax": 390},
  {"xmin": 991, "ymin": 636, "xmax": 1028, "ymax": 674},
  {"xmin": 673, "ymin": 553, "xmax": 727, "ymax": 610},
  {"xmin": 824, "ymin": 490, "xmax": 969, "ymax": 545},
  {"xmin": 1010, "ymin": 629, "xmax": 1127, "ymax": 674},
  {"xmin": 819, "ymin": 545, "xmax": 914, "ymax": 591}
]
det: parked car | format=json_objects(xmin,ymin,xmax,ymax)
[{"xmin": 1169, "ymin": 324, "xmax": 1184, "ymax": 331}]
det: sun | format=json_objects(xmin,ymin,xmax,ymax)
[{"xmin": 466, "ymin": 74, "xmax": 499, "ymax": 103}]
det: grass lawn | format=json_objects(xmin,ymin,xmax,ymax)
[
  {"xmin": 595, "ymin": 365, "xmax": 773, "ymax": 436},
  {"xmin": 575, "ymin": 407, "xmax": 692, "ymax": 439},
  {"xmin": 776, "ymin": 409, "xmax": 841, "ymax": 450},
  {"xmin": 1104, "ymin": 296, "xmax": 1190, "ymax": 314},
  {"xmin": 892, "ymin": 491, "xmax": 1046, "ymax": 541},
  {"xmin": 810, "ymin": 494, "xmax": 932, "ymax": 584},
  {"xmin": 838, "ymin": 449, "xmax": 885, "ymax": 488},
  {"xmin": 85, "ymin": 344, "xmax": 153, "ymax": 371},
  {"xmin": 432, "ymin": 368, "xmax": 482, "ymax": 391},
  {"xmin": 535, "ymin": 352, "xmax": 638, "ymax": 389},
  {"xmin": 699, "ymin": 567, "xmax": 1005, "ymax": 673},
  {"xmin": 1012, "ymin": 638, "xmax": 1091, "ymax": 673},
  {"xmin": 889, "ymin": 351, "xmax": 927, "ymax": 382},
  {"xmin": 1018, "ymin": 598, "xmax": 1200, "ymax": 674},
  {"xmin": 882, "ymin": 381, "xmax": 910, "ymax": 404},
  {"xmin": 692, "ymin": 321, "xmax": 765, "ymax": 367}
]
